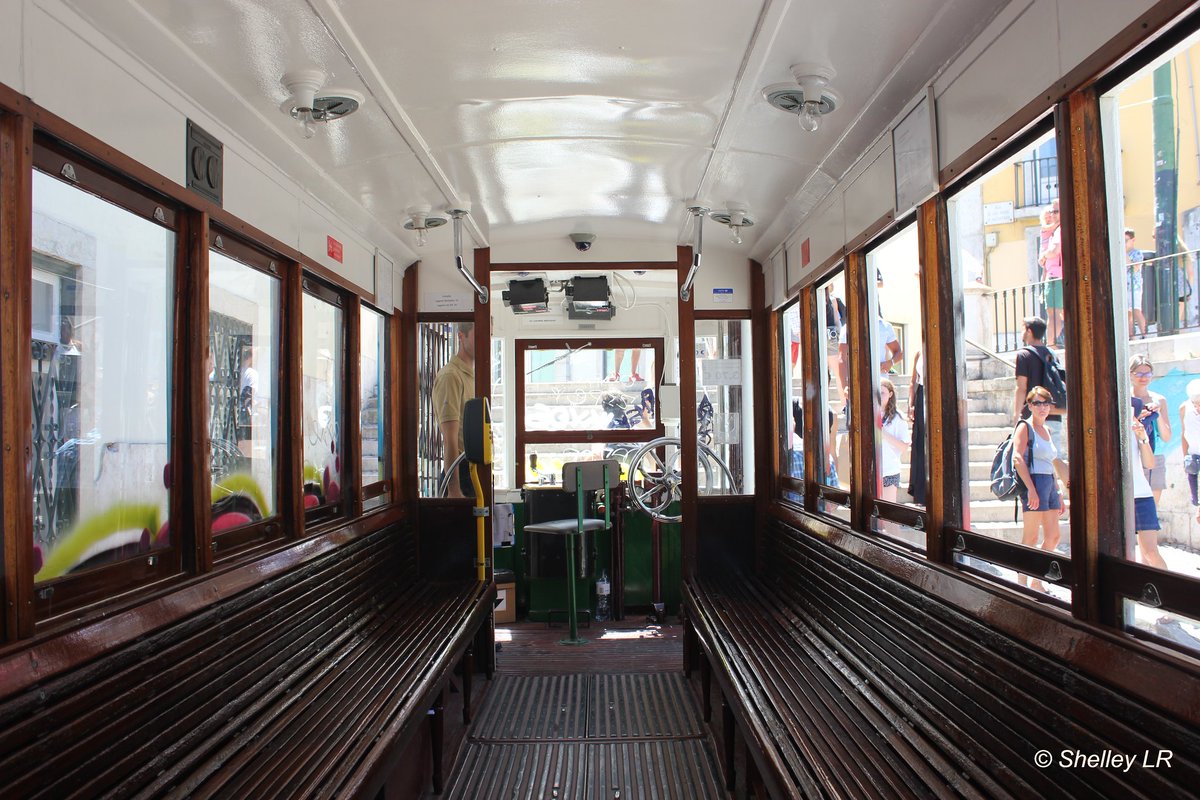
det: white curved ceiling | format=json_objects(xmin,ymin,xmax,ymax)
[{"xmin": 69, "ymin": 0, "xmax": 1006, "ymax": 260}]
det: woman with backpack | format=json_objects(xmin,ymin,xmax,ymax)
[
  {"xmin": 1129, "ymin": 354, "xmax": 1171, "ymax": 505},
  {"xmin": 1012, "ymin": 386, "xmax": 1070, "ymax": 592}
]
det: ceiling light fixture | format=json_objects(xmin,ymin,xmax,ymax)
[
  {"xmin": 762, "ymin": 63, "xmax": 839, "ymax": 133},
  {"xmin": 710, "ymin": 204, "xmax": 754, "ymax": 246},
  {"xmin": 280, "ymin": 68, "xmax": 363, "ymax": 140},
  {"xmin": 403, "ymin": 205, "xmax": 448, "ymax": 247}
]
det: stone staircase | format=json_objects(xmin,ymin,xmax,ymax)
[{"xmin": 874, "ymin": 353, "xmax": 1034, "ymax": 544}]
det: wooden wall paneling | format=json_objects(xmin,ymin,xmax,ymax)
[
  {"xmin": 181, "ymin": 211, "xmax": 212, "ymax": 573},
  {"xmin": 799, "ymin": 285, "xmax": 822, "ymax": 514},
  {"xmin": 1061, "ymin": 92, "xmax": 1120, "ymax": 625},
  {"xmin": 0, "ymin": 112, "xmax": 33, "ymax": 639},
  {"xmin": 281, "ymin": 262, "xmax": 305, "ymax": 537},
  {"xmin": 917, "ymin": 197, "xmax": 964, "ymax": 564},
  {"xmin": 401, "ymin": 264, "xmax": 418, "ymax": 510},
  {"xmin": 844, "ymin": 250, "xmax": 877, "ymax": 530},
  {"xmin": 346, "ymin": 299, "xmax": 363, "ymax": 518},
  {"xmin": 678, "ymin": 246, "xmax": 699, "ymax": 577},
  {"xmin": 751, "ymin": 261, "xmax": 773, "ymax": 571}
]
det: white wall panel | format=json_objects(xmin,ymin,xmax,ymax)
[
  {"xmin": 694, "ymin": 249, "xmax": 750, "ymax": 310},
  {"xmin": 1058, "ymin": 0, "xmax": 1156, "ymax": 75},
  {"xmin": 28, "ymin": 5, "xmax": 183, "ymax": 183},
  {"xmin": 936, "ymin": 0, "xmax": 1059, "ymax": 169},
  {"xmin": 0, "ymin": 0, "xmax": 23, "ymax": 92},
  {"xmin": 843, "ymin": 147, "xmax": 896, "ymax": 244},
  {"xmin": 769, "ymin": 251, "xmax": 786, "ymax": 308},
  {"xmin": 221, "ymin": 149, "xmax": 300, "ymax": 252},
  {"xmin": 299, "ymin": 203, "xmax": 374, "ymax": 291},
  {"xmin": 787, "ymin": 192, "xmax": 846, "ymax": 291}
]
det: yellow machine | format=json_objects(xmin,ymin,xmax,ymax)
[{"xmin": 462, "ymin": 398, "xmax": 492, "ymax": 582}]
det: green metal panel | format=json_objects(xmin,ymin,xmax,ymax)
[{"xmin": 621, "ymin": 504, "xmax": 681, "ymax": 616}]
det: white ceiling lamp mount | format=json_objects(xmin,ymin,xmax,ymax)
[
  {"xmin": 280, "ymin": 68, "xmax": 364, "ymax": 139},
  {"xmin": 762, "ymin": 63, "xmax": 839, "ymax": 133},
  {"xmin": 710, "ymin": 203, "xmax": 755, "ymax": 246},
  {"xmin": 403, "ymin": 205, "xmax": 448, "ymax": 247}
]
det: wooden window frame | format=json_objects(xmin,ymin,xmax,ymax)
[
  {"xmin": 206, "ymin": 226, "xmax": 293, "ymax": 558},
  {"xmin": 26, "ymin": 135, "xmax": 186, "ymax": 623},
  {"xmin": 299, "ymin": 273, "xmax": 351, "ymax": 527},
  {"xmin": 514, "ymin": 336, "xmax": 665, "ymax": 487},
  {"xmin": 358, "ymin": 300, "xmax": 391, "ymax": 508}
]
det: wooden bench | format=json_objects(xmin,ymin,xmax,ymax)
[
  {"xmin": 0, "ymin": 524, "xmax": 494, "ymax": 798},
  {"xmin": 685, "ymin": 517, "xmax": 1200, "ymax": 799}
]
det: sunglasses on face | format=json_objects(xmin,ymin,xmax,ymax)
[
  {"xmin": 1028, "ymin": 400, "xmax": 1052, "ymax": 407},
  {"xmin": 1132, "ymin": 370, "xmax": 1153, "ymax": 378}
]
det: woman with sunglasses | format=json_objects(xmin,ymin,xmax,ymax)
[
  {"xmin": 1012, "ymin": 386, "xmax": 1070, "ymax": 591},
  {"xmin": 1129, "ymin": 354, "xmax": 1171, "ymax": 505}
]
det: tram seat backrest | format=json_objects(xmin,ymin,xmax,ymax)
[{"xmin": 685, "ymin": 516, "xmax": 1200, "ymax": 799}]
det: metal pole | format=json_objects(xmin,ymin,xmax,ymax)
[{"xmin": 561, "ymin": 467, "xmax": 586, "ymax": 644}]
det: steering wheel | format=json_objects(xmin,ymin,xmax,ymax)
[{"xmin": 626, "ymin": 437, "xmax": 739, "ymax": 523}]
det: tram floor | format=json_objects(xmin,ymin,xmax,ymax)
[{"xmin": 431, "ymin": 621, "xmax": 732, "ymax": 799}]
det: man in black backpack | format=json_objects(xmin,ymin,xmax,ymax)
[{"xmin": 1013, "ymin": 316, "xmax": 1067, "ymax": 456}]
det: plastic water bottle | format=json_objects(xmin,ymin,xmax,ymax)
[{"xmin": 595, "ymin": 569, "xmax": 611, "ymax": 622}]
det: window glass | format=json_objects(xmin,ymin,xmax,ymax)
[
  {"xmin": 491, "ymin": 336, "xmax": 508, "ymax": 491},
  {"xmin": 1102, "ymin": 34, "xmax": 1200, "ymax": 651},
  {"xmin": 696, "ymin": 319, "xmax": 752, "ymax": 495},
  {"xmin": 31, "ymin": 169, "xmax": 174, "ymax": 581},
  {"xmin": 523, "ymin": 345, "xmax": 658, "ymax": 432},
  {"xmin": 360, "ymin": 305, "xmax": 388, "ymax": 505},
  {"xmin": 302, "ymin": 291, "xmax": 343, "ymax": 512},
  {"xmin": 208, "ymin": 249, "xmax": 279, "ymax": 532},
  {"xmin": 866, "ymin": 224, "xmax": 927, "ymax": 546},
  {"xmin": 780, "ymin": 302, "xmax": 803, "ymax": 497},
  {"xmin": 948, "ymin": 127, "xmax": 1073, "ymax": 602},
  {"xmin": 819, "ymin": 271, "xmax": 849, "ymax": 491},
  {"xmin": 419, "ymin": 321, "xmax": 476, "ymax": 498}
]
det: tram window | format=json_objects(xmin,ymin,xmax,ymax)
[
  {"xmin": 948, "ymin": 127, "xmax": 1073, "ymax": 602},
  {"xmin": 301, "ymin": 286, "xmax": 344, "ymax": 517},
  {"xmin": 779, "ymin": 301, "xmax": 803, "ymax": 503},
  {"xmin": 491, "ymin": 336, "xmax": 508, "ymax": 491},
  {"xmin": 514, "ymin": 339, "xmax": 663, "ymax": 489},
  {"xmin": 818, "ymin": 270, "xmax": 849, "ymax": 493},
  {"xmin": 1102, "ymin": 35, "xmax": 1200, "ymax": 651},
  {"xmin": 866, "ymin": 223, "xmax": 927, "ymax": 549},
  {"xmin": 521, "ymin": 343, "xmax": 658, "ymax": 432},
  {"xmin": 30, "ymin": 167, "xmax": 175, "ymax": 585},
  {"xmin": 418, "ymin": 320, "xmax": 477, "ymax": 497},
  {"xmin": 696, "ymin": 318, "xmax": 752, "ymax": 495},
  {"xmin": 209, "ymin": 246, "xmax": 280, "ymax": 538},
  {"xmin": 360, "ymin": 304, "xmax": 388, "ymax": 509}
]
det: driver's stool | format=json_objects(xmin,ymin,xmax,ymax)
[{"xmin": 522, "ymin": 459, "xmax": 619, "ymax": 645}]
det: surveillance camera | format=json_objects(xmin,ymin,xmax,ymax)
[{"xmin": 570, "ymin": 233, "xmax": 596, "ymax": 252}]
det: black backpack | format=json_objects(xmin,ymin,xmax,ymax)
[
  {"xmin": 1025, "ymin": 345, "xmax": 1068, "ymax": 410},
  {"xmin": 990, "ymin": 419, "xmax": 1033, "ymax": 502}
]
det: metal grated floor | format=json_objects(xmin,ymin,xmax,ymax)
[{"xmin": 443, "ymin": 673, "xmax": 727, "ymax": 799}]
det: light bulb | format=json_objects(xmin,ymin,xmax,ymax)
[
  {"xmin": 295, "ymin": 109, "xmax": 317, "ymax": 139},
  {"xmin": 729, "ymin": 226, "xmax": 743, "ymax": 245},
  {"xmin": 415, "ymin": 226, "xmax": 429, "ymax": 247},
  {"xmin": 798, "ymin": 100, "xmax": 821, "ymax": 132}
]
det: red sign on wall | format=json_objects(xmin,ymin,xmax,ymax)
[
  {"xmin": 800, "ymin": 237, "xmax": 811, "ymax": 268},
  {"xmin": 327, "ymin": 235, "xmax": 344, "ymax": 263}
]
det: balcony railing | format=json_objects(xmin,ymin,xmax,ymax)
[
  {"xmin": 1013, "ymin": 156, "xmax": 1058, "ymax": 210},
  {"xmin": 989, "ymin": 247, "xmax": 1200, "ymax": 353}
]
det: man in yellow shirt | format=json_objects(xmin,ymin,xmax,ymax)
[{"xmin": 432, "ymin": 322, "xmax": 476, "ymax": 497}]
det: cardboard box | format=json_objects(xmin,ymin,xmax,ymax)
[{"xmin": 495, "ymin": 582, "xmax": 516, "ymax": 624}]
